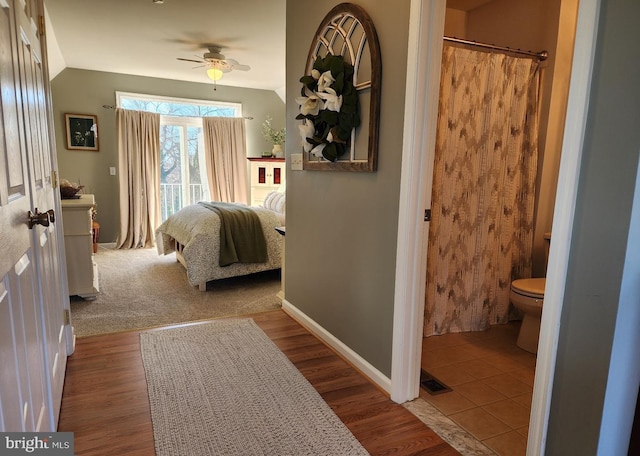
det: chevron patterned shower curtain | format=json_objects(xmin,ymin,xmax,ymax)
[{"xmin": 424, "ymin": 45, "xmax": 541, "ymax": 336}]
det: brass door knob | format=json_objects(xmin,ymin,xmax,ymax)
[{"xmin": 27, "ymin": 209, "xmax": 52, "ymax": 229}]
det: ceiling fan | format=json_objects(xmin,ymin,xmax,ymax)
[{"xmin": 177, "ymin": 45, "xmax": 250, "ymax": 85}]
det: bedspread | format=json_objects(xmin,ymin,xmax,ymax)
[
  {"xmin": 198, "ymin": 202, "xmax": 267, "ymax": 266},
  {"xmin": 156, "ymin": 203, "xmax": 283, "ymax": 288}
]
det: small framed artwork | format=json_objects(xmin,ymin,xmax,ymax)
[{"xmin": 65, "ymin": 113, "xmax": 99, "ymax": 151}]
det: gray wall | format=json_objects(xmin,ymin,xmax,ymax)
[
  {"xmin": 285, "ymin": 0, "xmax": 410, "ymax": 376},
  {"xmin": 546, "ymin": 0, "xmax": 640, "ymax": 452},
  {"xmin": 51, "ymin": 69, "xmax": 285, "ymax": 242}
]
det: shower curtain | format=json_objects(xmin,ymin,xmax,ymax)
[{"xmin": 424, "ymin": 44, "xmax": 541, "ymax": 336}]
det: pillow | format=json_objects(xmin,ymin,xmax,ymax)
[
  {"xmin": 262, "ymin": 191, "xmax": 278, "ymax": 210},
  {"xmin": 272, "ymin": 192, "xmax": 285, "ymax": 214},
  {"xmin": 263, "ymin": 191, "xmax": 285, "ymax": 214}
]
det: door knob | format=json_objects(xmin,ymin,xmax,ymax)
[
  {"xmin": 47, "ymin": 209, "xmax": 55, "ymax": 223},
  {"xmin": 27, "ymin": 209, "xmax": 51, "ymax": 229}
]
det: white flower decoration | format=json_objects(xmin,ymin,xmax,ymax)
[
  {"xmin": 317, "ymin": 70, "xmax": 335, "ymax": 93},
  {"xmin": 310, "ymin": 143, "xmax": 326, "ymax": 158},
  {"xmin": 295, "ymin": 87, "xmax": 321, "ymax": 116},
  {"xmin": 298, "ymin": 119, "xmax": 315, "ymax": 152},
  {"xmin": 317, "ymin": 89, "xmax": 343, "ymax": 112}
]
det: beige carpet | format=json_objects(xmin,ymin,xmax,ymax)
[
  {"xmin": 70, "ymin": 245, "xmax": 282, "ymax": 337},
  {"xmin": 140, "ymin": 319, "xmax": 369, "ymax": 456}
]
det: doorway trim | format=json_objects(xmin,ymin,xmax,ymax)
[
  {"xmin": 390, "ymin": 0, "xmax": 445, "ymax": 404},
  {"xmin": 391, "ymin": 1, "xmax": 602, "ymax": 455}
]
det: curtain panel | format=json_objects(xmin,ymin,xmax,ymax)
[
  {"xmin": 115, "ymin": 108, "xmax": 161, "ymax": 249},
  {"xmin": 202, "ymin": 117, "xmax": 248, "ymax": 204},
  {"xmin": 424, "ymin": 45, "xmax": 541, "ymax": 336}
]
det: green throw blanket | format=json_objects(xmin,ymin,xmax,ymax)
[{"xmin": 198, "ymin": 202, "xmax": 268, "ymax": 267}]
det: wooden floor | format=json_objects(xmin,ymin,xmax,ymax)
[{"xmin": 58, "ymin": 310, "xmax": 459, "ymax": 455}]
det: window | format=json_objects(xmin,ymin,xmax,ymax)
[{"xmin": 116, "ymin": 92, "xmax": 242, "ymax": 220}]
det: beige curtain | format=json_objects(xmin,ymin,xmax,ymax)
[
  {"xmin": 202, "ymin": 117, "xmax": 248, "ymax": 204},
  {"xmin": 115, "ymin": 108, "xmax": 161, "ymax": 249},
  {"xmin": 424, "ymin": 45, "xmax": 541, "ymax": 336}
]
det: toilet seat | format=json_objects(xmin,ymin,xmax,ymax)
[{"xmin": 511, "ymin": 278, "xmax": 545, "ymax": 299}]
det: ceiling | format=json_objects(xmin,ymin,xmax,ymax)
[
  {"xmin": 44, "ymin": 0, "xmax": 286, "ymax": 93},
  {"xmin": 43, "ymin": 0, "xmax": 491, "ymax": 96}
]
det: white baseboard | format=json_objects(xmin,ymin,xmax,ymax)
[{"xmin": 282, "ymin": 299, "xmax": 392, "ymax": 395}]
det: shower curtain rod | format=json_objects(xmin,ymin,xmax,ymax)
[
  {"xmin": 444, "ymin": 36, "xmax": 548, "ymax": 61},
  {"xmin": 101, "ymin": 104, "xmax": 254, "ymax": 120}
]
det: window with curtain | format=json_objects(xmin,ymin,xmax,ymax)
[{"xmin": 116, "ymin": 92, "xmax": 242, "ymax": 220}]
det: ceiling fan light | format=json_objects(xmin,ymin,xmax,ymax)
[{"xmin": 206, "ymin": 68, "xmax": 224, "ymax": 81}]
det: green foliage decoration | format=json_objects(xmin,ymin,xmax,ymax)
[{"xmin": 296, "ymin": 54, "xmax": 360, "ymax": 162}]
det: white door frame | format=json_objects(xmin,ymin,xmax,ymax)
[
  {"xmin": 391, "ymin": 1, "xmax": 602, "ymax": 455},
  {"xmin": 390, "ymin": 0, "xmax": 445, "ymax": 403}
]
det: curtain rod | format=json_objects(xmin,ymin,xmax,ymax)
[
  {"xmin": 101, "ymin": 105, "xmax": 253, "ymax": 120},
  {"xmin": 444, "ymin": 36, "xmax": 548, "ymax": 61}
]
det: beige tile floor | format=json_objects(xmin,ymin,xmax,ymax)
[{"xmin": 421, "ymin": 322, "xmax": 536, "ymax": 456}]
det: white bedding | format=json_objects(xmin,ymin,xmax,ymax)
[{"xmin": 156, "ymin": 203, "xmax": 284, "ymax": 289}]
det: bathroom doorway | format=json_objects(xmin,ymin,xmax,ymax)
[
  {"xmin": 393, "ymin": 0, "xmax": 581, "ymax": 453},
  {"xmin": 420, "ymin": 0, "xmax": 578, "ymax": 329}
]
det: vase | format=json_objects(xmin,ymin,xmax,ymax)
[{"xmin": 272, "ymin": 144, "xmax": 283, "ymax": 158}]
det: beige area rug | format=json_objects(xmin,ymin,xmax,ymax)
[
  {"xmin": 70, "ymin": 245, "xmax": 282, "ymax": 337},
  {"xmin": 140, "ymin": 319, "xmax": 369, "ymax": 456}
]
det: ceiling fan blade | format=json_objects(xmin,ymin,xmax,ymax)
[
  {"xmin": 233, "ymin": 64, "xmax": 251, "ymax": 71},
  {"xmin": 225, "ymin": 59, "xmax": 250, "ymax": 71},
  {"xmin": 177, "ymin": 57, "xmax": 204, "ymax": 63}
]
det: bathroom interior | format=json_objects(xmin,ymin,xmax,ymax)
[{"xmin": 419, "ymin": 0, "xmax": 579, "ymax": 454}]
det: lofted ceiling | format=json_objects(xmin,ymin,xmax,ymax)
[
  {"xmin": 43, "ymin": 0, "xmax": 492, "ymax": 96},
  {"xmin": 44, "ymin": 0, "xmax": 286, "ymax": 94}
]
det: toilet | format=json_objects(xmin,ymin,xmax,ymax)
[
  {"xmin": 510, "ymin": 233, "xmax": 551, "ymax": 354},
  {"xmin": 510, "ymin": 278, "xmax": 545, "ymax": 353}
]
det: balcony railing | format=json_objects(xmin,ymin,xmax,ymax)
[{"xmin": 160, "ymin": 183, "xmax": 207, "ymax": 220}]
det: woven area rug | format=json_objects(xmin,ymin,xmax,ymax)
[
  {"xmin": 70, "ymin": 245, "xmax": 281, "ymax": 337},
  {"xmin": 140, "ymin": 319, "xmax": 369, "ymax": 456}
]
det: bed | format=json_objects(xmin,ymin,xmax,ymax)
[{"xmin": 156, "ymin": 192, "xmax": 286, "ymax": 291}]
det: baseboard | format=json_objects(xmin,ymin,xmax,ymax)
[{"xmin": 282, "ymin": 299, "xmax": 392, "ymax": 395}]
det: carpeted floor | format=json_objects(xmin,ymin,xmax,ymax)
[
  {"xmin": 70, "ymin": 245, "xmax": 282, "ymax": 337},
  {"xmin": 140, "ymin": 319, "xmax": 368, "ymax": 456}
]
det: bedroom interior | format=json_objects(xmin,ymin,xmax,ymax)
[
  {"xmin": 3, "ymin": 0, "xmax": 637, "ymax": 454},
  {"xmin": 45, "ymin": 1, "xmax": 288, "ymax": 319}
]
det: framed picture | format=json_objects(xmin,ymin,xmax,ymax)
[{"xmin": 65, "ymin": 113, "xmax": 99, "ymax": 151}]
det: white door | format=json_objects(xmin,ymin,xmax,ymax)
[{"xmin": 0, "ymin": 0, "xmax": 69, "ymax": 431}]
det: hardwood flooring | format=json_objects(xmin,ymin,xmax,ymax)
[{"xmin": 58, "ymin": 310, "xmax": 459, "ymax": 455}]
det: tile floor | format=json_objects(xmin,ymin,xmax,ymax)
[{"xmin": 420, "ymin": 321, "xmax": 536, "ymax": 456}]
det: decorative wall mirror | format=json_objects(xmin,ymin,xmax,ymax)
[{"xmin": 297, "ymin": 3, "xmax": 381, "ymax": 172}]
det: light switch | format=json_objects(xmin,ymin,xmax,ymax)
[
  {"xmin": 291, "ymin": 153, "xmax": 303, "ymax": 171},
  {"xmin": 109, "ymin": 166, "xmax": 116, "ymax": 176}
]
